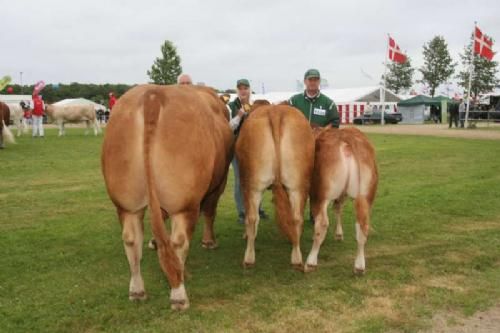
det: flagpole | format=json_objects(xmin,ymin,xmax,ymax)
[
  {"xmin": 381, "ymin": 34, "xmax": 389, "ymax": 125},
  {"xmin": 465, "ymin": 22, "xmax": 477, "ymax": 128}
]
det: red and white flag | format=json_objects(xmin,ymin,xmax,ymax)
[
  {"xmin": 474, "ymin": 26, "xmax": 494, "ymax": 61},
  {"xmin": 388, "ymin": 36, "xmax": 407, "ymax": 64}
]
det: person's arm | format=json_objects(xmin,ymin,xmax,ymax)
[
  {"xmin": 328, "ymin": 102, "xmax": 340, "ymax": 128},
  {"xmin": 229, "ymin": 108, "xmax": 246, "ymax": 131}
]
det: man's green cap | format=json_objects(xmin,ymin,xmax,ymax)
[
  {"xmin": 304, "ymin": 69, "xmax": 321, "ymax": 79},
  {"xmin": 236, "ymin": 79, "xmax": 250, "ymax": 87}
]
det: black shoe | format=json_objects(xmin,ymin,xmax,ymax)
[{"xmin": 259, "ymin": 210, "xmax": 269, "ymax": 220}]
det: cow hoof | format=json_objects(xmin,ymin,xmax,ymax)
[
  {"xmin": 148, "ymin": 239, "xmax": 157, "ymax": 250},
  {"xmin": 303, "ymin": 263, "xmax": 317, "ymax": 273},
  {"xmin": 170, "ymin": 299, "xmax": 189, "ymax": 311},
  {"xmin": 353, "ymin": 268, "xmax": 366, "ymax": 276},
  {"xmin": 292, "ymin": 263, "xmax": 304, "ymax": 272},
  {"xmin": 243, "ymin": 261, "xmax": 255, "ymax": 268},
  {"xmin": 129, "ymin": 291, "xmax": 147, "ymax": 301},
  {"xmin": 201, "ymin": 240, "xmax": 218, "ymax": 250},
  {"xmin": 335, "ymin": 234, "xmax": 344, "ymax": 241}
]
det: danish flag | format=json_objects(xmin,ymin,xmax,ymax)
[
  {"xmin": 388, "ymin": 36, "xmax": 407, "ymax": 64},
  {"xmin": 474, "ymin": 26, "xmax": 494, "ymax": 61}
]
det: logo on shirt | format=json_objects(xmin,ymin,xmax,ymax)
[{"xmin": 313, "ymin": 108, "xmax": 326, "ymax": 116}]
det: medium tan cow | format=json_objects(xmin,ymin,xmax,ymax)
[
  {"xmin": 304, "ymin": 127, "xmax": 378, "ymax": 274},
  {"xmin": 46, "ymin": 104, "xmax": 101, "ymax": 136},
  {"xmin": 101, "ymin": 84, "xmax": 233, "ymax": 310},
  {"xmin": 236, "ymin": 104, "xmax": 315, "ymax": 268},
  {"xmin": 7, "ymin": 103, "xmax": 27, "ymax": 137}
]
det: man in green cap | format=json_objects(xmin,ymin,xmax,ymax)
[
  {"xmin": 289, "ymin": 69, "xmax": 340, "ymax": 224},
  {"xmin": 227, "ymin": 79, "xmax": 268, "ymax": 224},
  {"xmin": 288, "ymin": 69, "xmax": 340, "ymax": 128}
]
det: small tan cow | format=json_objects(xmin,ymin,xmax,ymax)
[
  {"xmin": 46, "ymin": 104, "xmax": 101, "ymax": 136},
  {"xmin": 305, "ymin": 127, "xmax": 378, "ymax": 274},
  {"xmin": 236, "ymin": 104, "xmax": 315, "ymax": 268}
]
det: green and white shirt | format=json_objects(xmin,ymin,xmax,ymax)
[{"xmin": 288, "ymin": 91, "xmax": 340, "ymax": 127}]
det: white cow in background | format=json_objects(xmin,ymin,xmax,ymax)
[
  {"xmin": 45, "ymin": 104, "xmax": 101, "ymax": 136},
  {"xmin": 7, "ymin": 103, "xmax": 28, "ymax": 137}
]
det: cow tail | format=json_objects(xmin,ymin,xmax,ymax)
[
  {"xmin": 270, "ymin": 112, "xmax": 297, "ymax": 244},
  {"xmin": 143, "ymin": 89, "xmax": 183, "ymax": 288},
  {"xmin": 2, "ymin": 120, "xmax": 16, "ymax": 144}
]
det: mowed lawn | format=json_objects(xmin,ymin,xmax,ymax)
[{"xmin": 1, "ymin": 128, "xmax": 500, "ymax": 333}]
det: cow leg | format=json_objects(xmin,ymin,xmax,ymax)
[
  {"xmin": 354, "ymin": 196, "xmax": 370, "ymax": 275},
  {"xmin": 334, "ymin": 196, "xmax": 347, "ymax": 241},
  {"xmin": 84, "ymin": 120, "xmax": 90, "ymax": 135},
  {"xmin": 58, "ymin": 121, "xmax": 64, "ymax": 136},
  {"xmin": 16, "ymin": 120, "xmax": 22, "ymax": 137},
  {"xmin": 243, "ymin": 190, "xmax": 262, "ymax": 267},
  {"xmin": 305, "ymin": 200, "xmax": 330, "ymax": 272},
  {"xmin": 93, "ymin": 119, "xmax": 100, "ymax": 135},
  {"xmin": 118, "ymin": 208, "xmax": 147, "ymax": 301},
  {"xmin": 200, "ymin": 188, "xmax": 224, "ymax": 250},
  {"xmin": 288, "ymin": 190, "xmax": 305, "ymax": 268},
  {"xmin": 169, "ymin": 210, "xmax": 198, "ymax": 310}
]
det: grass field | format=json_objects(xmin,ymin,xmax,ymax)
[{"xmin": 1, "ymin": 128, "xmax": 500, "ymax": 333}]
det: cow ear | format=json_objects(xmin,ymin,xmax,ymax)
[{"xmin": 220, "ymin": 94, "xmax": 230, "ymax": 104}]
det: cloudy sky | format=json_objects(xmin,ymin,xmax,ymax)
[{"xmin": 1, "ymin": 0, "xmax": 499, "ymax": 92}]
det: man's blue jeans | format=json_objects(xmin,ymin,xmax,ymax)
[{"xmin": 232, "ymin": 157, "xmax": 264, "ymax": 219}]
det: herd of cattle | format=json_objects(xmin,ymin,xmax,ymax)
[
  {"xmin": 0, "ymin": 101, "xmax": 101, "ymax": 147},
  {"xmin": 1, "ymin": 85, "xmax": 379, "ymax": 311},
  {"xmin": 102, "ymin": 84, "xmax": 379, "ymax": 310}
]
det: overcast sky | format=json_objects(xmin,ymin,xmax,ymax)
[{"xmin": 1, "ymin": 0, "xmax": 499, "ymax": 92}]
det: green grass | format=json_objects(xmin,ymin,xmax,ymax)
[{"xmin": 1, "ymin": 128, "xmax": 500, "ymax": 333}]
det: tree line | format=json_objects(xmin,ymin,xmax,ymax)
[
  {"xmin": 385, "ymin": 35, "xmax": 498, "ymax": 97},
  {"xmin": 3, "ymin": 37, "xmax": 498, "ymax": 102}
]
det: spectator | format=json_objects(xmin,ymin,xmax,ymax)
[
  {"xmin": 108, "ymin": 92, "xmax": 117, "ymax": 111},
  {"xmin": 227, "ymin": 78, "xmax": 268, "ymax": 224},
  {"xmin": 177, "ymin": 74, "xmax": 193, "ymax": 85},
  {"xmin": 448, "ymin": 99, "xmax": 459, "ymax": 128},
  {"xmin": 32, "ymin": 94, "xmax": 44, "ymax": 137}
]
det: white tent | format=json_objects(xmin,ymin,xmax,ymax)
[
  {"xmin": 0, "ymin": 94, "xmax": 32, "ymax": 105},
  {"xmin": 226, "ymin": 86, "xmax": 400, "ymax": 124}
]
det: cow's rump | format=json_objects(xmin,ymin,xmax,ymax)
[{"xmin": 101, "ymin": 84, "xmax": 233, "ymax": 310}]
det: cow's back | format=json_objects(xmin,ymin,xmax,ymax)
[{"xmin": 102, "ymin": 85, "xmax": 232, "ymax": 214}]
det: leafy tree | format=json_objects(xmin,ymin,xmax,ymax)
[
  {"xmin": 419, "ymin": 36, "xmax": 455, "ymax": 97},
  {"xmin": 147, "ymin": 40, "xmax": 182, "ymax": 85},
  {"xmin": 384, "ymin": 56, "xmax": 415, "ymax": 94},
  {"xmin": 457, "ymin": 34, "xmax": 499, "ymax": 98}
]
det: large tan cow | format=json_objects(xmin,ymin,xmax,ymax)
[
  {"xmin": 236, "ymin": 104, "xmax": 315, "ymax": 268},
  {"xmin": 304, "ymin": 127, "xmax": 378, "ymax": 274},
  {"xmin": 101, "ymin": 84, "xmax": 233, "ymax": 310},
  {"xmin": 0, "ymin": 102, "xmax": 15, "ymax": 148},
  {"xmin": 45, "ymin": 104, "xmax": 101, "ymax": 136}
]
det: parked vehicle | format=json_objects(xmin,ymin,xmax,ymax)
[{"xmin": 353, "ymin": 111, "xmax": 403, "ymax": 125}]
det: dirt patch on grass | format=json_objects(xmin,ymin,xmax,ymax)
[
  {"xmin": 422, "ymin": 304, "xmax": 500, "ymax": 333},
  {"xmin": 353, "ymin": 124, "xmax": 500, "ymax": 140},
  {"xmin": 425, "ymin": 274, "xmax": 466, "ymax": 292},
  {"xmin": 448, "ymin": 220, "xmax": 500, "ymax": 232}
]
